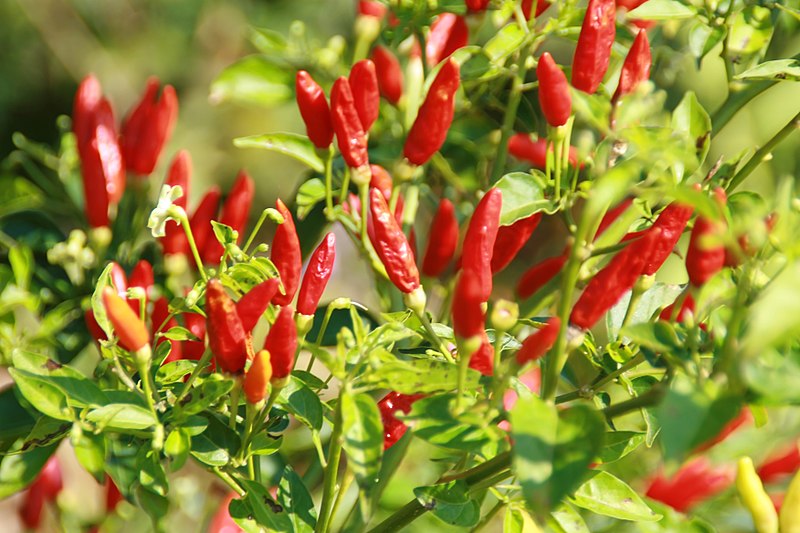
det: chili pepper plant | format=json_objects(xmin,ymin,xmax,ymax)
[{"xmin": 2, "ymin": 0, "xmax": 800, "ymax": 531}]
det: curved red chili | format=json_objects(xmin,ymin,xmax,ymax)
[
  {"xmin": 537, "ymin": 52, "xmax": 572, "ymax": 127},
  {"xmin": 491, "ymin": 213, "xmax": 542, "ymax": 274},
  {"xmin": 516, "ymin": 254, "xmax": 567, "ymax": 299},
  {"xmin": 330, "ymin": 77, "xmax": 369, "ymax": 172},
  {"xmin": 296, "ymin": 71, "xmax": 334, "ymax": 149},
  {"xmin": 461, "ymin": 188, "xmax": 502, "ymax": 302},
  {"xmin": 349, "ymin": 59, "xmax": 380, "ymax": 132},
  {"xmin": 369, "ymin": 188, "xmax": 420, "ymax": 294},
  {"xmin": 19, "ymin": 457, "xmax": 62, "ymax": 530},
  {"xmin": 421, "ymin": 198, "xmax": 459, "ymax": 277},
  {"xmin": 516, "ymin": 317, "xmax": 561, "ymax": 365},
  {"xmin": 237, "ymin": 278, "xmax": 280, "ymax": 333},
  {"xmin": 205, "ymin": 279, "xmax": 248, "ymax": 374},
  {"xmin": 452, "ymin": 268, "xmax": 485, "ymax": 340},
  {"xmin": 161, "ymin": 150, "xmax": 192, "ymax": 256},
  {"xmin": 129, "ymin": 259, "xmax": 154, "ymax": 304},
  {"xmin": 614, "ymin": 29, "xmax": 651, "ymax": 101},
  {"xmin": 297, "ymin": 232, "xmax": 337, "ymax": 316},
  {"xmin": 271, "ymin": 199, "xmax": 302, "ymax": 306},
  {"xmin": 202, "ymin": 171, "xmax": 255, "ymax": 264},
  {"xmin": 426, "ymin": 13, "xmax": 469, "ymax": 67},
  {"xmin": 120, "ymin": 77, "xmax": 178, "ymax": 176},
  {"xmin": 594, "ymin": 197, "xmax": 634, "ymax": 239},
  {"xmin": 371, "ymin": 46, "xmax": 403, "ymax": 105},
  {"xmin": 640, "ymin": 199, "xmax": 695, "ymax": 276},
  {"xmin": 102, "ymin": 287, "xmax": 150, "ymax": 353},
  {"xmin": 659, "ymin": 293, "xmax": 695, "ymax": 323},
  {"xmin": 758, "ymin": 445, "xmax": 800, "ymax": 485},
  {"xmin": 571, "ymin": 0, "xmax": 617, "ymax": 94},
  {"xmin": 646, "ymin": 457, "xmax": 734, "ymax": 512},
  {"xmin": 686, "ymin": 188, "xmax": 727, "ymax": 287},
  {"xmin": 263, "ymin": 305, "xmax": 297, "ymax": 381}
]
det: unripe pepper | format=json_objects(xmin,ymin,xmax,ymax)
[
  {"xmin": 461, "ymin": 188, "xmax": 502, "ymax": 302},
  {"xmin": 189, "ymin": 186, "xmax": 222, "ymax": 260},
  {"xmin": 202, "ymin": 170, "xmax": 255, "ymax": 264},
  {"xmin": 452, "ymin": 269, "xmax": 485, "ymax": 341},
  {"xmin": 205, "ymin": 279, "xmax": 248, "ymax": 374},
  {"xmin": 468, "ymin": 332, "xmax": 494, "ymax": 376},
  {"xmin": 330, "ymin": 77, "xmax": 370, "ymax": 180},
  {"xmin": 421, "ymin": 199, "xmax": 459, "ymax": 277},
  {"xmin": 686, "ymin": 188, "xmax": 727, "ymax": 287},
  {"xmin": 295, "ymin": 71, "xmax": 334, "ymax": 149},
  {"xmin": 369, "ymin": 188, "xmax": 421, "ymax": 294},
  {"xmin": 378, "ymin": 392, "xmax": 424, "ymax": 449},
  {"xmin": 403, "ymin": 58, "xmax": 460, "ymax": 166},
  {"xmin": 613, "ymin": 29, "xmax": 651, "ymax": 101},
  {"xmin": 780, "ymin": 466, "xmax": 800, "ymax": 533},
  {"xmin": 161, "ymin": 150, "xmax": 192, "ymax": 256},
  {"xmin": 236, "ymin": 278, "xmax": 280, "ymax": 333},
  {"xmin": 263, "ymin": 305, "xmax": 297, "ymax": 383},
  {"xmin": 244, "ymin": 350, "xmax": 272, "ymax": 404},
  {"xmin": 271, "ymin": 199, "xmax": 302, "ymax": 306},
  {"xmin": 646, "ymin": 457, "xmax": 735, "ymax": 512},
  {"xmin": 102, "ymin": 286, "xmax": 150, "ymax": 353},
  {"xmin": 508, "ymin": 133, "xmax": 579, "ymax": 169},
  {"xmin": 516, "ymin": 254, "xmax": 567, "ymax": 299},
  {"xmin": 571, "ymin": 0, "xmax": 617, "ymax": 94},
  {"xmin": 737, "ymin": 457, "xmax": 779, "ymax": 533},
  {"xmin": 120, "ymin": 77, "xmax": 178, "ymax": 175},
  {"xmin": 349, "ymin": 60, "xmax": 380, "ymax": 132},
  {"xmin": 297, "ymin": 232, "xmax": 337, "ymax": 316},
  {"xmin": 491, "ymin": 213, "xmax": 542, "ymax": 274},
  {"xmin": 516, "ymin": 317, "xmax": 561, "ymax": 365},
  {"xmin": 537, "ymin": 52, "xmax": 572, "ymax": 127},
  {"xmin": 426, "ymin": 14, "xmax": 469, "ymax": 67},
  {"xmin": 371, "ymin": 46, "xmax": 403, "ymax": 105}
]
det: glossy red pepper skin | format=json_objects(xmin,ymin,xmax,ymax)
[
  {"xmin": 161, "ymin": 150, "xmax": 192, "ymax": 256},
  {"xmin": 517, "ymin": 254, "xmax": 567, "ymax": 299},
  {"xmin": 378, "ymin": 392, "xmax": 424, "ymax": 449},
  {"xmin": 102, "ymin": 287, "xmax": 150, "ymax": 352},
  {"xmin": 640, "ymin": 200, "xmax": 695, "ymax": 276},
  {"xmin": 758, "ymin": 445, "xmax": 800, "ymax": 484},
  {"xmin": 452, "ymin": 268, "xmax": 485, "ymax": 340},
  {"xmin": 686, "ymin": 189, "xmax": 727, "ymax": 287},
  {"xmin": 271, "ymin": 199, "xmax": 302, "ymax": 306},
  {"xmin": 371, "ymin": 46, "xmax": 403, "ymax": 105},
  {"xmin": 182, "ymin": 312, "xmax": 207, "ymax": 362},
  {"xmin": 646, "ymin": 457, "xmax": 734, "ymax": 512},
  {"xmin": 244, "ymin": 350, "xmax": 272, "ymax": 404},
  {"xmin": 369, "ymin": 188, "xmax": 421, "ymax": 293},
  {"xmin": 205, "ymin": 279, "xmax": 248, "ymax": 374},
  {"xmin": 614, "ymin": 29, "xmax": 651, "ymax": 101},
  {"xmin": 296, "ymin": 71, "xmax": 334, "ymax": 149},
  {"xmin": 570, "ymin": 228, "xmax": 660, "ymax": 330},
  {"xmin": 370, "ymin": 164, "xmax": 393, "ymax": 200},
  {"xmin": 120, "ymin": 77, "xmax": 178, "ymax": 175},
  {"xmin": 508, "ymin": 133, "xmax": 579, "ymax": 169},
  {"xmin": 468, "ymin": 331, "xmax": 494, "ymax": 376},
  {"xmin": 537, "ymin": 52, "xmax": 572, "ymax": 127},
  {"xmin": 202, "ymin": 171, "xmax": 255, "ymax": 264},
  {"xmin": 426, "ymin": 14, "xmax": 469, "ymax": 67},
  {"xmin": 331, "ymin": 77, "xmax": 369, "ymax": 171},
  {"xmin": 491, "ymin": 213, "xmax": 543, "ymax": 274},
  {"xmin": 403, "ymin": 58, "xmax": 460, "ymax": 166},
  {"xmin": 522, "ymin": 0, "xmax": 551, "ymax": 19},
  {"xmin": 236, "ymin": 278, "xmax": 280, "ymax": 333},
  {"xmin": 571, "ymin": 0, "xmax": 617, "ymax": 94},
  {"xmin": 516, "ymin": 317, "xmax": 561, "ymax": 365},
  {"xmin": 297, "ymin": 232, "xmax": 337, "ymax": 316},
  {"xmin": 263, "ymin": 305, "xmax": 297, "ymax": 380},
  {"xmin": 349, "ymin": 59, "xmax": 380, "ymax": 132},
  {"xmin": 189, "ymin": 186, "xmax": 222, "ymax": 260},
  {"xmin": 421, "ymin": 199, "xmax": 459, "ymax": 277},
  {"xmin": 461, "ymin": 188, "xmax": 502, "ymax": 302}
]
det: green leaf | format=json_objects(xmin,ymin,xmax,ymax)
[
  {"xmin": 598, "ymin": 431, "xmax": 645, "ymax": 464},
  {"xmin": 742, "ymin": 260, "xmax": 800, "ymax": 357},
  {"xmin": 607, "ymin": 283, "xmax": 684, "ymax": 341},
  {"xmin": 621, "ymin": 321, "xmax": 685, "ymax": 357},
  {"xmin": 296, "ymin": 178, "xmax": 327, "ymax": 219},
  {"xmin": 190, "ymin": 433, "xmax": 230, "ymax": 466},
  {"xmin": 90, "ymin": 262, "xmax": 117, "ymax": 339},
  {"xmin": 358, "ymin": 359, "xmax": 480, "ymax": 394},
  {"xmin": 278, "ymin": 467, "xmax": 317, "ymax": 532},
  {"xmin": 728, "ymin": 6, "xmax": 773, "ymax": 56},
  {"xmin": 0, "ymin": 387, "xmax": 37, "ymax": 453},
  {"xmin": 571, "ymin": 471, "xmax": 660, "ymax": 521},
  {"xmin": 210, "ymin": 55, "xmax": 293, "ymax": 107},
  {"xmin": 627, "ymin": 0, "xmax": 695, "ymax": 19},
  {"xmin": 160, "ymin": 326, "xmax": 197, "ymax": 341},
  {"xmin": 86, "ymin": 404, "xmax": 157, "ymax": 431},
  {"xmin": 250, "ymin": 432, "xmax": 282, "ymax": 456},
  {"xmin": 549, "ymin": 502, "xmax": 590, "ymax": 533},
  {"xmin": 414, "ymin": 480, "xmax": 480, "ymax": 527},
  {"xmin": 277, "ymin": 376, "xmax": 323, "ymax": 430},
  {"xmin": 73, "ymin": 431, "xmax": 106, "ymax": 481},
  {"xmin": 735, "ymin": 59, "xmax": 800, "ymax": 81},
  {"xmin": 9, "ymin": 368, "xmax": 72, "ymax": 421},
  {"xmin": 0, "ymin": 443, "xmax": 59, "ymax": 499},
  {"xmin": 672, "ymin": 91, "xmax": 711, "ymax": 174},
  {"xmin": 484, "ymin": 23, "xmax": 525, "ymax": 63},
  {"xmin": 156, "ymin": 360, "xmax": 197, "ymax": 384},
  {"xmin": 181, "ymin": 377, "xmax": 234, "ymax": 416},
  {"xmin": 165, "ymin": 428, "xmax": 191, "ymax": 471},
  {"xmin": 239, "ymin": 478, "xmax": 294, "ymax": 531},
  {"xmin": 9, "ymin": 245, "xmax": 33, "ymax": 290},
  {"xmin": 688, "ymin": 21, "xmax": 726, "ymax": 63},
  {"xmin": 234, "ymin": 133, "xmax": 324, "ymax": 172},
  {"xmin": 495, "ymin": 172, "xmax": 554, "ymax": 225},
  {"xmin": 743, "ymin": 349, "xmax": 800, "ymax": 405},
  {"xmin": 250, "ymin": 27, "xmax": 288, "ymax": 54},
  {"xmin": 341, "ymin": 391, "xmax": 383, "ymax": 500}
]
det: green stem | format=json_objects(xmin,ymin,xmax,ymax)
[
  {"xmin": 323, "ymin": 147, "xmax": 335, "ymax": 219},
  {"xmin": 316, "ymin": 394, "xmax": 345, "ymax": 533},
  {"xmin": 136, "ymin": 356, "xmax": 159, "ymax": 416},
  {"xmin": 213, "ymin": 468, "xmax": 245, "ymax": 497},
  {"xmin": 602, "ymin": 384, "xmax": 666, "ymax": 419},
  {"xmin": 359, "ymin": 182, "xmax": 370, "ymax": 245},
  {"xmin": 471, "ymin": 501, "xmax": 505, "ymax": 533},
  {"xmin": 417, "ymin": 310, "xmax": 455, "ymax": 363},
  {"xmin": 243, "ymin": 208, "xmax": 271, "ymax": 254},
  {"xmin": 711, "ymin": 81, "xmax": 775, "ymax": 135},
  {"xmin": 489, "ymin": 50, "xmax": 530, "ymax": 185},
  {"xmin": 177, "ymin": 211, "xmax": 207, "ymax": 281},
  {"xmin": 306, "ymin": 304, "xmax": 337, "ymax": 372},
  {"xmin": 175, "ymin": 349, "xmax": 214, "ymax": 407},
  {"xmin": 554, "ymin": 352, "xmax": 646, "ymax": 404},
  {"xmin": 229, "ymin": 381, "xmax": 241, "ymax": 429},
  {"xmin": 338, "ymin": 167, "xmax": 351, "ymax": 206}
]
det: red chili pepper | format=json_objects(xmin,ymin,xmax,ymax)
[
  {"xmin": 594, "ymin": 197, "xmax": 634, "ymax": 239},
  {"xmin": 491, "ymin": 213, "xmax": 543, "ymax": 274},
  {"xmin": 461, "ymin": 188, "xmax": 502, "ymax": 302},
  {"xmin": 570, "ymin": 228, "xmax": 660, "ymax": 330},
  {"xmin": 73, "ymin": 75, "xmax": 125, "ymax": 227},
  {"xmin": 201, "ymin": 171, "xmax": 255, "ymax": 264},
  {"xmin": 19, "ymin": 456, "xmax": 62, "ymax": 530},
  {"xmin": 378, "ymin": 392, "xmax": 424, "ymax": 449},
  {"xmin": 468, "ymin": 331, "xmax": 494, "ymax": 376},
  {"xmin": 120, "ymin": 77, "xmax": 178, "ymax": 176},
  {"xmin": 686, "ymin": 188, "xmax": 727, "ymax": 287},
  {"xmin": 330, "ymin": 77, "xmax": 370, "ymax": 175},
  {"xmin": 102, "ymin": 286, "xmax": 150, "ymax": 353},
  {"xmin": 263, "ymin": 305, "xmax": 297, "ymax": 381},
  {"xmin": 403, "ymin": 58, "xmax": 460, "ymax": 166},
  {"xmin": 105, "ymin": 478, "xmax": 124, "ymax": 513},
  {"xmin": 421, "ymin": 199, "xmax": 459, "ymax": 277},
  {"xmin": 537, "ymin": 52, "xmax": 572, "ymax": 127},
  {"xmin": 616, "ymin": 0, "xmax": 648, "ymax": 9},
  {"xmin": 129, "ymin": 259, "xmax": 154, "ymax": 306},
  {"xmin": 571, "ymin": 0, "xmax": 617, "ymax": 94},
  {"xmin": 370, "ymin": 164, "xmax": 393, "ymax": 200},
  {"xmin": 452, "ymin": 268, "xmax": 485, "ymax": 341},
  {"xmin": 426, "ymin": 14, "xmax": 469, "ymax": 67},
  {"xmin": 369, "ymin": 188, "xmax": 421, "ymax": 294},
  {"xmin": 465, "ymin": 0, "xmax": 490, "ymax": 11},
  {"xmin": 508, "ymin": 133, "xmax": 579, "ymax": 169},
  {"xmin": 371, "ymin": 46, "xmax": 403, "ymax": 105},
  {"xmin": 182, "ymin": 312, "xmax": 207, "ymax": 362},
  {"xmin": 758, "ymin": 445, "xmax": 800, "ymax": 485},
  {"xmin": 659, "ymin": 293, "xmax": 695, "ymax": 323},
  {"xmin": 271, "ymin": 199, "xmax": 302, "ymax": 306},
  {"xmin": 152, "ymin": 296, "xmax": 183, "ymax": 365},
  {"xmin": 205, "ymin": 279, "xmax": 248, "ymax": 374},
  {"xmin": 208, "ymin": 493, "xmax": 241, "ymax": 533},
  {"xmin": 297, "ymin": 233, "xmax": 337, "ymax": 316},
  {"xmin": 516, "ymin": 317, "xmax": 561, "ymax": 365},
  {"xmin": 244, "ymin": 349, "xmax": 272, "ymax": 404},
  {"xmin": 522, "ymin": 0, "xmax": 551, "ymax": 19},
  {"xmin": 694, "ymin": 407, "xmax": 751, "ymax": 454},
  {"xmin": 296, "ymin": 71, "xmax": 334, "ymax": 149},
  {"xmin": 349, "ymin": 59, "xmax": 380, "ymax": 132},
  {"xmin": 613, "ymin": 29, "xmax": 651, "ymax": 101},
  {"xmin": 161, "ymin": 150, "xmax": 192, "ymax": 256},
  {"xmin": 237, "ymin": 278, "xmax": 280, "ymax": 333},
  {"xmin": 639, "ymin": 198, "xmax": 695, "ymax": 276},
  {"xmin": 358, "ymin": 0, "xmax": 387, "ymax": 18},
  {"xmin": 516, "ymin": 254, "xmax": 568, "ymax": 299},
  {"xmin": 189, "ymin": 186, "xmax": 222, "ymax": 260},
  {"xmin": 646, "ymin": 457, "xmax": 735, "ymax": 512}
]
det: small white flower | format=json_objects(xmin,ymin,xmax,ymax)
[
  {"xmin": 47, "ymin": 229, "xmax": 96, "ymax": 284},
  {"xmin": 148, "ymin": 185, "xmax": 184, "ymax": 238}
]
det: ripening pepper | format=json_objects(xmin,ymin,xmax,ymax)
[
  {"xmin": 378, "ymin": 392, "xmax": 424, "ymax": 449},
  {"xmin": 613, "ymin": 29, "xmax": 651, "ymax": 101},
  {"xmin": 205, "ymin": 279, "xmax": 249, "ymax": 374},
  {"xmin": 120, "ymin": 77, "xmax": 178, "ymax": 175},
  {"xmin": 161, "ymin": 150, "xmax": 192, "ymax": 256},
  {"xmin": 516, "ymin": 317, "xmax": 561, "ymax": 365},
  {"xmin": 508, "ymin": 133, "xmax": 579, "ymax": 169},
  {"xmin": 737, "ymin": 457, "xmax": 779, "ymax": 533},
  {"xmin": 516, "ymin": 254, "xmax": 567, "ymax": 299},
  {"xmin": 201, "ymin": 171, "xmax": 255, "ymax": 264},
  {"xmin": 369, "ymin": 188, "xmax": 421, "ymax": 294},
  {"xmin": 461, "ymin": 188, "xmax": 502, "ymax": 302},
  {"xmin": 371, "ymin": 46, "xmax": 403, "ymax": 105},
  {"xmin": 271, "ymin": 199, "xmax": 302, "ymax": 306},
  {"xmin": 491, "ymin": 213, "xmax": 542, "ymax": 274},
  {"xmin": 358, "ymin": 0, "xmax": 387, "ymax": 19},
  {"xmin": 452, "ymin": 268, "xmax": 485, "ymax": 341},
  {"xmin": 73, "ymin": 75, "xmax": 125, "ymax": 227},
  {"xmin": 403, "ymin": 58, "xmax": 460, "ymax": 166},
  {"xmin": 646, "ymin": 457, "xmax": 735, "ymax": 512},
  {"xmin": 349, "ymin": 60, "xmax": 380, "ymax": 132},
  {"xmin": 244, "ymin": 350, "xmax": 272, "ymax": 404},
  {"xmin": 522, "ymin": 0, "xmax": 551, "ymax": 19},
  {"xmin": 297, "ymin": 233, "xmax": 337, "ymax": 316},
  {"xmin": 296, "ymin": 71, "xmax": 334, "ymax": 149},
  {"xmin": 189, "ymin": 186, "xmax": 222, "ymax": 259},
  {"xmin": 537, "ymin": 53, "xmax": 572, "ymax": 127},
  {"xmin": 102, "ymin": 286, "xmax": 150, "ymax": 354},
  {"xmin": 758, "ymin": 443, "xmax": 800, "ymax": 485},
  {"xmin": 331, "ymin": 77, "xmax": 370, "ymax": 180},
  {"xmin": 571, "ymin": 0, "xmax": 617, "ymax": 94},
  {"xmin": 421, "ymin": 198, "xmax": 459, "ymax": 277},
  {"xmin": 237, "ymin": 278, "xmax": 280, "ymax": 333},
  {"xmin": 426, "ymin": 13, "xmax": 469, "ymax": 67},
  {"xmin": 19, "ymin": 456, "xmax": 62, "ymax": 530},
  {"xmin": 686, "ymin": 188, "xmax": 727, "ymax": 287},
  {"xmin": 263, "ymin": 305, "xmax": 297, "ymax": 383}
]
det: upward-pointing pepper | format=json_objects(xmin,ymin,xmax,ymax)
[{"xmin": 571, "ymin": 0, "xmax": 616, "ymax": 94}]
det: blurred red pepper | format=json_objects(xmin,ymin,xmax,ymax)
[
  {"xmin": 659, "ymin": 293, "xmax": 695, "ymax": 323},
  {"xmin": 571, "ymin": 0, "xmax": 617, "ymax": 94},
  {"xmin": 120, "ymin": 77, "xmax": 178, "ymax": 175},
  {"xmin": 297, "ymin": 233, "xmax": 337, "ymax": 316},
  {"xmin": 331, "ymin": 77, "xmax": 370, "ymax": 179},
  {"xmin": 516, "ymin": 317, "xmax": 561, "ymax": 365},
  {"xmin": 105, "ymin": 478, "xmax": 123, "ymax": 513},
  {"xmin": 189, "ymin": 186, "xmax": 222, "ymax": 260},
  {"xmin": 19, "ymin": 456, "xmax": 62, "ymax": 530},
  {"xmin": 152, "ymin": 296, "xmax": 183, "ymax": 365},
  {"xmin": 595, "ymin": 197, "xmax": 634, "ymax": 238},
  {"xmin": 358, "ymin": 0, "xmax": 387, "ymax": 19},
  {"xmin": 182, "ymin": 312, "xmax": 207, "ymax": 362},
  {"xmin": 271, "ymin": 199, "xmax": 302, "ymax": 306},
  {"xmin": 161, "ymin": 150, "xmax": 192, "ymax": 256},
  {"xmin": 616, "ymin": 0, "xmax": 648, "ymax": 9},
  {"xmin": 349, "ymin": 59, "xmax": 380, "ymax": 132},
  {"xmin": 378, "ymin": 392, "xmax": 424, "ymax": 449},
  {"xmin": 508, "ymin": 133, "xmax": 579, "ymax": 169},
  {"xmin": 263, "ymin": 306, "xmax": 297, "ymax": 383},
  {"xmin": 452, "ymin": 268, "xmax": 485, "ymax": 341},
  {"xmin": 205, "ymin": 279, "xmax": 249, "ymax": 374},
  {"xmin": 646, "ymin": 457, "xmax": 735, "ymax": 512},
  {"xmin": 522, "ymin": 0, "xmax": 551, "ymax": 19},
  {"xmin": 208, "ymin": 493, "xmax": 243, "ymax": 533},
  {"xmin": 102, "ymin": 286, "xmax": 150, "ymax": 353},
  {"xmin": 403, "ymin": 58, "xmax": 460, "ymax": 166},
  {"xmin": 758, "ymin": 444, "xmax": 800, "ymax": 485},
  {"xmin": 465, "ymin": 0, "xmax": 490, "ymax": 11},
  {"xmin": 491, "ymin": 213, "xmax": 543, "ymax": 274},
  {"xmin": 129, "ymin": 259, "xmax": 154, "ymax": 307},
  {"xmin": 370, "ymin": 164, "xmax": 393, "ymax": 200},
  {"xmin": 613, "ymin": 29, "xmax": 651, "ymax": 101},
  {"xmin": 244, "ymin": 350, "xmax": 272, "ymax": 404},
  {"xmin": 421, "ymin": 198, "xmax": 459, "ymax": 277},
  {"xmin": 516, "ymin": 254, "xmax": 567, "ymax": 299},
  {"xmin": 461, "ymin": 188, "xmax": 502, "ymax": 302},
  {"xmin": 296, "ymin": 71, "xmax": 334, "ymax": 149},
  {"xmin": 369, "ymin": 188, "xmax": 421, "ymax": 294},
  {"xmin": 237, "ymin": 278, "xmax": 280, "ymax": 333},
  {"xmin": 537, "ymin": 52, "xmax": 572, "ymax": 127},
  {"xmin": 426, "ymin": 14, "xmax": 469, "ymax": 67},
  {"xmin": 201, "ymin": 171, "xmax": 255, "ymax": 264},
  {"xmin": 686, "ymin": 188, "xmax": 727, "ymax": 287},
  {"xmin": 371, "ymin": 46, "xmax": 403, "ymax": 105},
  {"xmin": 468, "ymin": 332, "xmax": 494, "ymax": 376},
  {"xmin": 694, "ymin": 407, "xmax": 751, "ymax": 454}
]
